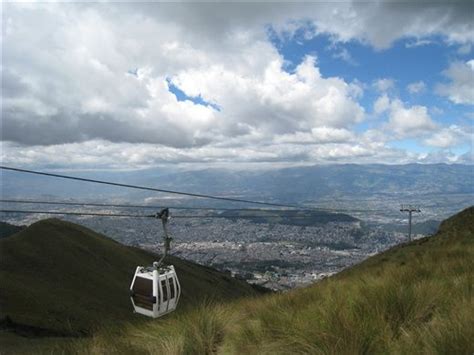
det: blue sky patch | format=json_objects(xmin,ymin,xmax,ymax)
[
  {"xmin": 267, "ymin": 27, "xmax": 472, "ymax": 150},
  {"xmin": 167, "ymin": 79, "xmax": 221, "ymax": 111}
]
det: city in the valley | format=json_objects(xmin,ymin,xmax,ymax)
[{"xmin": 2, "ymin": 202, "xmax": 438, "ymax": 291}]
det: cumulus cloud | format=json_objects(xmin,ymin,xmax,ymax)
[
  {"xmin": 171, "ymin": 56, "xmax": 364, "ymax": 136},
  {"xmin": 2, "ymin": 4, "xmax": 366, "ymax": 150},
  {"xmin": 307, "ymin": 2, "xmax": 473, "ymax": 49},
  {"xmin": 330, "ymin": 46, "xmax": 358, "ymax": 66},
  {"xmin": 121, "ymin": 2, "xmax": 474, "ymax": 50},
  {"xmin": 0, "ymin": 137, "xmax": 422, "ymax": 169},
  {"xmin": 1, "ymin": 6, "xmax": 224, "ymax": 147},
  {"xmin": 407, "ymin": 81, "xmax": 426, "ymax": 94},
  {"xmin": 387, "ymin": 100, "xmax": 437, "ymax": 138},
  {"xmin": 274, "ymin": 127, "xmax": 355, "ymax": 145},
  {"xmin": 457, "ymin": 44, "xmax": 472, "ymax": 55},
  {"xmin": 405, "ymin": 39, "xmax": 433, "ymax": 48},
  {"xmin": 373, "ymin": 94, "xmax": 391, "ymax": 115},
  {"xmin": 418, "ymin": 150, "xmax": 472, "ymax": 164},
  {"xmin": 2, "ymin": 2, "xmax": 473, "ymax": 168},
  {"xmin": 372, "ymin": 95, "xmax": 437, "ymax": 138},
  {"xmin": 373, "ymin": 78, "xmax": 395, "ymax": 93},
  {"xmin": 423, "ymin": 125, "xmax": 472, "ymax": 148},
  {"xmin": 436, "ymin": 60, "xmax": 474, "ymax": 105}
]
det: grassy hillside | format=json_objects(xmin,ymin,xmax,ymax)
[
  {"xmin": 1, "ymin": 207, "xmax": 472, "ymax": 354},
  {"xmin": 0, "ymin": 219, "xmax": 261, "ymax": 338},
  {"xmin": 54, "ymin": 206, "xmax": 473, "ymax": 354}
]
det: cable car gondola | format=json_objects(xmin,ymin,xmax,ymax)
[{"xmin": 130, "ymin": 209, "xmax": 181, "ymax": 318}]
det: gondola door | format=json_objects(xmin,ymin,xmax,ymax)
[
  {"xmin": 160, "ymin": 276, "xmax": 168, "ymax": 314},
  {"xmin": 166, "ymin": 274, "xmax": 179, "ymax": 313},
  {"xmin": 156, "ymin": 272, "xmax": 180, "ymax": 317}
]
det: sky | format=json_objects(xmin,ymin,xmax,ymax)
[{"xmin": 1, "ymin": 1, "xmax": 473, "ymax": 170}]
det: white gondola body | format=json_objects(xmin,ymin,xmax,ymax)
[{"xmin": 130, "ymin": 265, "xmax": 181, "ymax": 318}]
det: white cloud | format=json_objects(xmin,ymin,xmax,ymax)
[
  {"xmin": 387, "ymin": 100, "xmax": 437, "ymax": 138},
  {"xmin": 373, "ymin": 95, "xmax": 438, "ymax": 138},
  {"xmin": 418, "ymin": 150, "xmax": 472, "ymax": 164},
  {"xmin": 2, "ymin": 2, "xmax": 473, "ymax": 168},
  {"xmin": 170, "ymin": 55, "xmax": 365, "ymax": 137},
  {"xmin": 330, "ymin": 46, "xmax": 357, "ymax": 66},
  {"xmin": 373, "ymin": 78, "xmax": 395, "ymax": 93},
  {"xmin": 120, "ymin": 2, "xmax": 474, "ymax": 50},
  {"xmin": 373, "ymin": 94, "xmax": 391, "ymax": 115},
  {"xmin": 274, "ymin": 127, "xmax": 355, "ymax": 145},
  {"xmin": 436, "ymin": 60, "xmax": 474, "ymax": 105},
  {"xmin": 405, "ymin": 39, "xmax": 433, "ymax": 48},
  {"xmin": 304, "ymin": 2, "xmax": 474, "ymax": 49},
  {"xmin": 2, "ymin": 3, "xmax": 369, "ymax": 166},
  {"xmin": 423, "ymin": 125, "xmax": 472, "ymax": 148},
  {"xmin": 407, "ymin": 81, "xmax": 426, "ymax": 94},
  {"xmin": 3, "ymin": 4, "xmax": 366, "ymax": 150},
  {"xmin": 458, "ymin": 44, "xmax": 472, "ymax": 55},
  {"xmin": 430, "ymin": 107, "xmax": 444, "ymax": 116},
  {"xmin": 0, "ymin": 137, "xmax": 422, "ymax": 169}
]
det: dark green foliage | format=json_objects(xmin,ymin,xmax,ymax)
[{"xmin": 0, "ymin": 221, "xmax": 24, "ymax": 239}]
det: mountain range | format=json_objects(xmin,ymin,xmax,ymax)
[{"xmin": 3, "ymin": 164, "xmax": 473, "ymax": 207}]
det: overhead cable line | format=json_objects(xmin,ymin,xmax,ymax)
[
  {"xmin": 0, "ymin": 209, "xmax": 344, "ymax": 219},
  {"xmin": 0, "ymin": 166, "xmax": 307, "ymax": 210},
  {"xmin": 0, "ymin": 209, "xmax": 154, "ymax": 218}
]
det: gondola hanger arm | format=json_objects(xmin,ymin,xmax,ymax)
[{"xmin": 154, "ymin": 208, "xmax": 172, "ymax": 268}]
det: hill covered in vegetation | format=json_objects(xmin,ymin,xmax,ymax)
[
  {"xmin": 1, "ymin": 207, "xmax": 473, "ymax": 354},
  {"xmin": 71, "ymin": 206, "xmax": 473, "ymax": 354},
  {"xmin": 0, "ymin": 221, "xmax": 24, "ymax": 239},
  {"xmin": 0, "ymin": 219, "xmax": 261, "ymax": 339}
]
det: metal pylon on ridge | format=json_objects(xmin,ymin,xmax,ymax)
[{"xmin": 400, "ymin": 205, "xmax": 421, "ymax": 242}]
